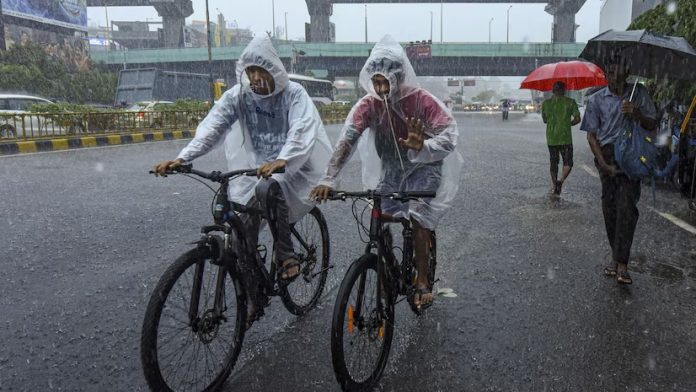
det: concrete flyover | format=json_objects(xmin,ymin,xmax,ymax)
[
  {"xmin": 86, "ymin": 0, "xmax": 193, "ymax": 48},
  {"xmin": 307, "ymin": 0, "xmax": 585, "ymax": 43},
  {"xmin": 91, "ymin": 42, "xmax": 586, "ymax": 78}
]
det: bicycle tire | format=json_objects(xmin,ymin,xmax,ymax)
[
  {"xmin": 407, "ymin": 231, "xmax": 437, "ymax": 315},
  {"xmin": 331, "ymin": 254, "xmax": 394, "ymax": 391},
  {"xmin": 141, "ymin": 248, "xmax": 246, "ymax": 392},
  {"xmin": 280, "ymin": 207, "xmax": 330, "ymax": 316}
]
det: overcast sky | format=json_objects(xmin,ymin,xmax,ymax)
[{"xmin": 88, "ymin": 0, "xmax": 603, "ymax": 43}]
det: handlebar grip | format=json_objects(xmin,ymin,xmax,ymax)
[
  {"xmin": 326, "ymin": 191, "xmax": 347, "ymax": 200},
  {"xmin": 244, "ymin": 166, "xmax": 287, "ymax": 176},
  {"xmin": 404, "ymin": 191, "xmax": 436, "ymax": 198}
]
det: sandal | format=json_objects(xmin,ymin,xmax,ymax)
[
  {"xmin": 616, "ymin": 270, "xmax": 633, "ymax": 285},
  {"xmin": 414, "ymin": 287, "xmax": 434, "ymax": 310},
  {"xmin": 603, "ymin": 266, "xmax": 617, "ymax": 277},
  {"xmin": 278, "ymin": 257, "xmax": 302, "ymax": 282}
]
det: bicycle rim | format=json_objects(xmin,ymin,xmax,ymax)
[
  {"xmin": 281, "ymin": 207, "xmax": 330, "ymax": 315},
  {"xmin": 141, "ymin": 248, "xmax": 246, "ymax": 392},
  {"xmin": 331, "ymin": 254, "xmax": 394, "ymax": 391}
]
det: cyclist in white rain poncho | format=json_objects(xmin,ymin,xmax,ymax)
[
  {"xmin": 153, "ymin": 36, "xmax": 333, "ymax": 327},
  {"xmin": 311, "ymin": 36, "xmax": 463, "ymax": 308}
]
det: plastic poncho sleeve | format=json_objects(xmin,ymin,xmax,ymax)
[
  {"xmin": 276, "ymin": 89, "xmax": 320, "ymax": 173},
  {"xmin": 177, "ymin": 87, "xmax": 239, "ymax": 162},
  {"xmin": 318, "ymin": 98, "xmax": 372, "ymax": 187},
  {"xmin": 406, "ymin": 92, "xmax": 458, "ymax": 164}
]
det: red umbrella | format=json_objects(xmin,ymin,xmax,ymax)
[{"xmin": 520, "ymin": 60, "xmax": 607, "ymax": 91}]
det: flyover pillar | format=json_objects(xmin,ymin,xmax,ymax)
[
  {"xmin": 306, "ymin": 0, "xmax": 333, "ymax": 42},
  {"xmin": 152, "ymin": 0, "xmax": 193, "ymax": 48},
  {"xmin": 545, "ymin": 0, "xmax": 584, "ymax": 43}
]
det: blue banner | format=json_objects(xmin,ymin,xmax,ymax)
[{"xmin": 2, "ymin": 0, "xmax": 87, "ymax": 31}]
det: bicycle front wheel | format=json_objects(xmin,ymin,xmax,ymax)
[
  {"xmin": 141, "ymin": 248, "xmax": 246, "ymax": 392},
  {"xmin": 331, "ymin": 254, "xmax": 394, "ymax": 391},
  {"xmin": 281, "ymin": 207, "xmax": 330, "ymax": 316}
]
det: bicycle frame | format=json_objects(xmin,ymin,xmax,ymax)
[
  {"xmin": 357, "ymin": 197, "xmax": 415, "ymax": 326},
  {"xmin": 186, "ymin": 170, "xmax": 321, "ymax": 327}
]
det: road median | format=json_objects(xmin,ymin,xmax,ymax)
[{"xmin": 0, "ymin": 130, "xmax": 194, "ymax": 155}]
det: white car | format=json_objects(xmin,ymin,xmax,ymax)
[
  {"xmin": 0, "ymin": 94, "xmax": 54, "ymax": 138},
  {"xmin": 127, "ymin": 101, "xmax": 175, "ymax": 128}
]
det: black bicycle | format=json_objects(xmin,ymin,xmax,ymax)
[
  {"xmin": 327, "ymin": 190, "xmax": 437, "ymax": 391},
  {"xmin": 141, "ymin": 164, "xmax": 330, "ymax": 391}
]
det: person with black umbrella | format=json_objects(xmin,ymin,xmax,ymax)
[{"xmin": 580, "ymin": 56, "xmax": 657, "ymax": 285}]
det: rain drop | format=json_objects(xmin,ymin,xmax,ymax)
[
  {"xmin": 666, "ymin": 1, "xmax": 677, "ymax": 15},
  {"xmin": 94, "ymin": 162, "xmax": 104, "ymax": 172}
]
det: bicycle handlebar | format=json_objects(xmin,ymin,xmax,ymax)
[
  {"xmin": 327, "ymin": 190, "xmax": 436, "ymax": 202},
  {"xmin": 150, "ymin": 164, "xmax": 285, "ymax": 182}
]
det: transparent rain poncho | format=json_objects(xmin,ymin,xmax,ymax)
[
  {"xmin": 319, "ymin": 35, "xmax": 463, "ymax": 229},
  {"xmin": 178, "ymin": 36, "xmax": 333, "ymax": 223}
]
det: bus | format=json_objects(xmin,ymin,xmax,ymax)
[{"xmin": 288, "ymin": 74, "xmax": 336, "ymax": 107}]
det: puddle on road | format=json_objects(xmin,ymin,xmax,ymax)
[
  {"xmin": 631, "ymin": 254, "xmax": 687, "ymax": 284},
  {"xmin": 508, "ymin": 191, "xmax": 584, "ymax": 215}
]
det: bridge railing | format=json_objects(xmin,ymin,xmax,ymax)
[{"xmin": 91, "ymin": 42, "xmax": 586, "ymax": 64}]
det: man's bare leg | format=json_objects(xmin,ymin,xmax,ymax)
[{"xmin": 412, "ymin": 219, "xmax": 433, "ymax": 308}]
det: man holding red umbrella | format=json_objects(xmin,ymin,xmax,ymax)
[
  {"xmin": 541, "ymin": 81, "xmax": 581, "ymax": 196},
  {"xmin": 521, "ymin": 60, "xmax": 605, "ymax": 195}
]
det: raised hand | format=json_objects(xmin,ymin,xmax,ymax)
[{"xmin": 398, "ymin": 116, "xmax": 425, "ymax": 151}]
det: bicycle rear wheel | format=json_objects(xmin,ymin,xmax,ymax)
[
  {"xmin": 141, "ymin": 248, "xmax": 246, "ymax": 392},
  {"xmin": 281, "ymin": 207, "xmax": 330, "ymax": 316},
  {"xmin": 331, "ymin": 254, "xmax": 394, "ymax": 391}
]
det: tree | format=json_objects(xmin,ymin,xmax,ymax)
[
  {"xmin": 473, "ymin": 89, "xmax": 496, "ymax": 103},
  {"xmin": 0, "ymin": 43, "xmax": 117, "ymax": 104},
  {"xmin": 629, "ymin": 0, "xmax": 696, "ymax": 103}
]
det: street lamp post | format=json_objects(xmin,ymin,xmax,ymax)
[
  {"xmin": 285, "ymin": 12, "xmax": 288, "ymax": 41},
  {"xmin": 364, "ymin": 4, "xmax": 368, "ymax": 43},
  {"xmin": 272, "ymin": 0, "xmax": 276, "ymax": 38},
  {"xmin": 440, "ymin": 0, "xmax": 443, "ymax": 44},
  {"xmin": 204, "ymin": 0, "xmax": 215, "ymax": 102},
  {"xmin": 506, "ymin": 5, "xmax": 512, "ymax": 43},
  {"xmin": 104, "ymin": 6, "xmax": 110, "ymax": 51},
  {"xmin": 488, "ymin": 17, "xmax": 494, "ymax": 43},
  {"xmin": 429, "ymin": 11, "xmax": 433, "ymax": 42}
]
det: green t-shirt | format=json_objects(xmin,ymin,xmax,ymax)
[{"xmin": 541, "ymin": 96, "xmax": 580, "ymax": 146}]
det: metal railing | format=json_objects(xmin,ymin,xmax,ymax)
[
  {"xmin": 0, "ymin": 110, "xmax": 209, "ymax": 141},
  {"xmin": 0, "ymin": 107, "xmax": 352, "ymax": 142}
]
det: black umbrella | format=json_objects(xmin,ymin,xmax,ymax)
[{"xmin": 579, "ymin": 29, "xmax": 696, "ymax": 81}]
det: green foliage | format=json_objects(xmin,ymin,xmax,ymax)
[
  {"xmin": 167, "ymin": 99, "xmax": 211, "ymax": 112},
  {"xmin": 0, "ymin": 43, "xmax": 117, "ymax": 104},
  {"xmin": 473, "ymin": 90, "xmax": 496, "ymax": 103},
  {"xmin": 28, "ymin": 102, "xmax": 110, "ymax": 113},
  {"xmin": 629, "ymin": 0, "xmax": 696, "ymax": 103}
]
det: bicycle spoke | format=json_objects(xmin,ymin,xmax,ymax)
[{"xmin": 151, "ymin": 257, "xmax": 242, "ymax": 391}]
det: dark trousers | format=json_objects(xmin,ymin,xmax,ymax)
[
  {"xmin": 595, "ymin": 144, "xmax": 641, "ymax": 264},
  {"xmin": 237, "ymin": 179, "xmax": 295, "ymax": 302},
  {"xmin": 241, "ymin": 178, "xmax": 294, "ymax": 263}
]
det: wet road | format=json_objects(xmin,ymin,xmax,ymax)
[{"xmin": 1, "ymin": 112, "xmax": 695, "ymax": 391}]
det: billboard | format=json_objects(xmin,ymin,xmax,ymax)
[
  {"xmin": 405, "ymin": 43, "xmax": 432, "ymax": 60},
  {"xmin": 2, "ymin": 0, "xmax": 88, "ymax": 31}
]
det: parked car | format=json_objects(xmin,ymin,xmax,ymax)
[
  {"xmin": 126, "ymin": 101, "xmax": 203, "ymax": 129},
  {"xmin": 127, "ymin": 101, "xmax": 175, "ymax": 128},
  {"xmin": 0, "ymin": 94, "xmax": 53, "ymax": 138}
]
